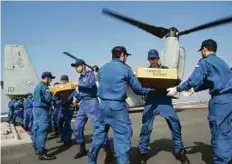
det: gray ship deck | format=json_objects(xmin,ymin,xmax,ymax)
[{"xmin": 1, "ymin": 107, "xmax": 212, "ymax": 164}]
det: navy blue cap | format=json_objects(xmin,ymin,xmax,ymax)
[
  {"xmin": 148, "ymin": 49, "xmax": 159, "ymax": 60},
  {"xmin": 198, "ymin": 39, "xmax": 217, "ymax": 52},
  {"xmin": 60, "ymin": 75, "xmax": 69, "ymax": 81},
  {"xmin": 41, "ymin": 72, "xmax": 56, "ymax": 79},
  {"xmin": 112, "ymin": 46, "xmax": 132, "ymax": 56},
  {"xmin": 71, "ymin": 59, "xmax": 86, "ymax": 67}
]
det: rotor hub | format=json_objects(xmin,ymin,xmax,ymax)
[{"xmin": 166, "ymin": 27, "xmax": 179, "ymax": 38}]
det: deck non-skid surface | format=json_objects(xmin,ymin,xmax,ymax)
[{"xmin": 1, "ymin": 108, "xmax": 212, "ymax": 164}]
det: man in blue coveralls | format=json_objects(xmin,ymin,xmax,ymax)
[
  {"xmin": 88, "ymin": 46, "xmax": 152, "ymax": 164},
  {"xmin": 32, "ymin": 71, "xmax": 56, "ymax": 160},
  {"xmin": 167, "ymin": 39, "xmax": 232, "ymax": 164},
  {"xmin": 51, "ymin": 82, "xmax": 62, "ymax": 137},
  {"xmin": 56, "ymin": 75, "xmax": 74, "ymax": 145},
  {"xmin": 68, "ymin": 59, "xmax": 113, "ymax": 162},
  {"xmin": 137, "ymin": 49, "xmax": 188, "ymax": 164},
  {"xmin": 23, "ymin": 93, "xmax": 34, "ymax": 131},
  {"xmin": 18, "ymin": 99, "xmax": 24, "ymax": 126},
  {"xmin": 12, "ymin": 99, "xmax": 24, "ymax": 125},
  {"xmin": 6, "ymin": 98, "xmax": 16, "ymax": 124}
]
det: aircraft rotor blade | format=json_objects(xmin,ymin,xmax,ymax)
[
  {"xmin": 179, "ymin": 15, "xmax": 232, "ymax": 36},
  {"xmin": 63, "ymin": 51, "xmax": 78, "ymax": 60},
  {"xmin": 102, "ymin": 8, "xmax": 169, "ymax": 39},
  {"xmin": 63, "ymin": 52, "xmax": 94, "ymax": 70}
]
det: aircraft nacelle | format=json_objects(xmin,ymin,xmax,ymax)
[{"xmin": 161, "ymin": 37, "xmax": 186, "ymax": 81}]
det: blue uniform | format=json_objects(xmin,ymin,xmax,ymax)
[
  {"xmin": 23, "ymin": 97, "xmax": 34, "ymax": 130},
  {"xmin": 57, "ymin": 100, "xmax": 73, "ymax": 142},
  {"xmin": 178, "ymin": 53, "xmax": 232, "ymax": 164},
  {"xmin": 137, "ymin": 65, "xmax": 184, "ymax": 154},
  {"xmin": 31, "ymin": 82, "xmax": 53, "ymax": 153},
  {"xmin": 12, "ymin": 100, "xmax": 23, "ymax": 125},
  {"xmin": 68, "ymin": 70, "xmax": 104, "ymax": 145},
  {"xmin": 88, "ymin": 59, "xmax": 150, "ymax": 164},
  {"xmin": 52, "ymin": 99, "xmax": 61, "ymax": 133},
  {"xmin": 7, "ymin": 99, "xmax": 15, "ymax": 124}
]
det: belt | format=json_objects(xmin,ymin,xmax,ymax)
[
  {"xmin": 100, "ymin": 98, "xmax": 126, "ymax": 103},
  {"xmin": 82, "ymin": 97, "xmax": 97, "ymax": 101},
  {"xmin": 211, "ymin": 92, "xmax": 232, "ymax": 98}
]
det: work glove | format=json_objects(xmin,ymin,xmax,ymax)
[
  {"xmin": 182, "ymin": 88, "xmax": 194, "ymax": 97},
  {"xmin": 166, "ymin": 87, "xmax": 178, "ymax": 96}
]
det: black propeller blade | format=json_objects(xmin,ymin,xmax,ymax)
[
  {"xmin": 63, "ymin": 52, "xmax": 94, "ymax": 71},
  {"xmin": 179, "ymin": 15, "xmax": 232, "ymax": 36},
  {"xmin": 63, "ymin": 51, "xmax": 78, "ymax": 60},
  {"xmin": 102, "ymin": 8, "xmax": 169, "ymax": 39}
]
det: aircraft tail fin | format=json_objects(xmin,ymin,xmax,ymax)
[{"xmin": 3, "ymin": 45, "xmax": 39, "ymax": 98}]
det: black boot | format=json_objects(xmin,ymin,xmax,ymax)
[
  {"xmin": 139, "ymin": 154, "xmax": 147, "ymax": 164},
  {"xmin": 64, "ymin": 141, "xmax": 72, "ymax": 147},
  {"xmin": 38, "ymin": 152, "xmax": 56, "ymax": 160},
  {"xmin": 173, "ymin": 148, "xmax": 190, "ymax": 164},
  {"xmin": 73, "ymin": 143, "xmax": 88, "ymax": 159},
  {"xmin": 104, "ymin": 144, "xmax": 114, "ymax": 164}
]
